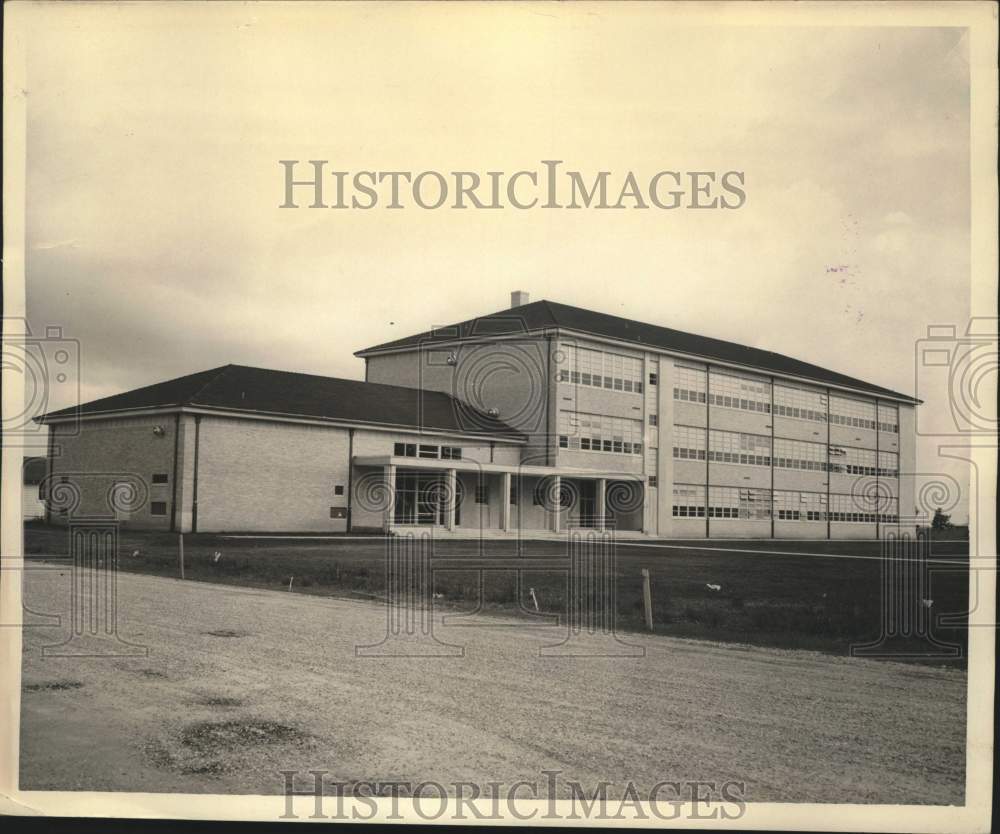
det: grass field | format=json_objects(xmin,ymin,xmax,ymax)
[{"xmin": 23, "ymin": 523, "xmax": 970, "ymax": 664}]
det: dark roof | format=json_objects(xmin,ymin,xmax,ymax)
[
  {"xmin": 23, "ymin": 456, "xmax": 47, "ymax": 484},
  {"xmin": 356, "ymin": 299, "xmax": 918, "ymax": 402},
  {"xmin": 38, "ymin": 365, "xmax": 524, "ymax": 439}
]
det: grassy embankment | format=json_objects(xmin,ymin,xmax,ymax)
[{"xmin": 23, "ymin": 522, "xmax": 969, "ymax": 663}]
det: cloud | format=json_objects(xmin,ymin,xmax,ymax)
[{"xmin": 20, "ymin": 8, "xmax": 972, "ymax": 511}]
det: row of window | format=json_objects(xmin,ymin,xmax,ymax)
[
  {"xmin": 773, "ymin": 385, "xmax": 827, "ymax": 423},
  {"xmin": 706, "ymin": 372, "xmax": 771, "ymax": 414},
  {"xmin": 558, "ymin": 410, "xmax": 645, "ymax": 455},
  {"xmin": 393, "ymin": 443, "xmax": 463, "ymax": 460},
  {"xmin": 707, "ymin": 429, "xmax": 771, "ymax": 467},
  {"xmin": 829, "ymin": 398, "xmax": 876, "ymax": 431},
  {"xmin": 829, "ymin": 446, "xmax": 900, "ymax": 477},
  {"xmin": 558, "ymin": 345, "xmax": 645, "ymax": 393},
  {"xmin": 673, "ymin": 366, "xmax": 710, "ymax": 405},
  {"xmin": 673, "ymin": 427, "xmax": 899, "ymax": 476},
  {"xmin": 672, "ymin": 366, "xmax": 900, "ymax": 433},
  {"xmin": 672, "ymin": 485, "xmax": 900, "ymax": 523},
  {"xmin": 559, "ymin": 436, "xmax": 645, "ymax": 455},
  {"xmin": 674, "ymin": 367, "xmax": 771, "ymax": 414},
  {"xmin": 147, "ymin": 473, "xmax": 168, "ymax": 515},
  {"xmin": 391, "ymin": 475, "xmax": 541, "ymax": 510}
]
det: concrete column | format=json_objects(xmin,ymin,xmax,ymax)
[
  {"xmin": 385, "ymin": 463, "xmax": 396, "ymax": 530},
  {"xmin": 596, "ymin": 478, "xmax": 607, "ymax": 530},
  {"xmin": 642, "ymin": 478, "xmax": 653, "ymax": 535},
  {"xmin": 501, "ymin": 472, "xmax": 512, "ymax": 531},
  {"xmin": 552, "ymin": 475, "xmax": 561, "ymax": 533},
  {"xmin": 446, "ymin": 468, "xmax": 457, "ymax": 530}
]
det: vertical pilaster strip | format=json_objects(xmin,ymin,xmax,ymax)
[
  {"xmin": 170, "ymin": 412, "xmax": 180, "ymax": 532},
  {"xmin": 552, "ymin": 475, "xmax": 561, "ymax": 533},
  {"xmin": 385, "ymin": 463, "xmax": 397, "ymax": 531},
  {"xmin": 705, "ymin": 364, "xmax": 711, "ymax": 539},
  {"xmin": 501, "ymin": 471, "xmax": 511, "ymax": 532},
  {"xmin": 874, "ymin": 399, "xmax": 880, "ymax": 540},
  {"xmin": 44, "ymin": 423, "xmax": 54, "ymax": 524},
  {"xmin": 346, "ymin": 428, "xmax": 354, "ymax": 532},
  {"xmin": 446, "ymin": 468, "xmax": 457, "ymax": 531},
  {"xmin": 545, "ymin": 334, "xmax": 553, "ymax": 467},
  {"xmin": 191, "ymin": 415, "xmax": 201, "ymax": 534},
  {"xmin": 825, "ymin": 388, "xmax": 831, "ymax": 540},
  {"xmin": 769, "ymin": 376, "xmax": 775, "ymax": 539}
]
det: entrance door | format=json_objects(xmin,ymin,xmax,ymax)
[
  {"xmin": 577, "ymin": 480, "xmax": 597, "ymax": 527},
  {"xmin": 393, "ymin": 471, "xmax": 456, "ymax": 526}
]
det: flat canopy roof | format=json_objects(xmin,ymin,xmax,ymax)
[{"xmin": 354, "ymin": 455, "xmax": 645, "ymax": 481}]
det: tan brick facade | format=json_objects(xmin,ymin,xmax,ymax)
[{"xmin": 48, "ymin": 415, "xmax": 179, "ymax": 528}]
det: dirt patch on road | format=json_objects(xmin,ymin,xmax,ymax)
[
  {"xmin": 196, "ymin": 695, "xmax": 244, "ymax": 708},
  {"xmin": 23, "ymin": 680, "xmax": 83, "ymax": 692},
  {"xmin": 145, "ymin": 719, "xmax": 312, "ymax": 776},
  {"xmin": 183, "ymin": 720, "xmax": 304, "ymax": 750}
]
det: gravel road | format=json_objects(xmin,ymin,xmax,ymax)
[{"xmin": 19, "ymin": 562, "xmax": 966, "ymax": 804}]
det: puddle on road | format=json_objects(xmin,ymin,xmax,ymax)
[
  {"xmin": 144, "ymin": 719, "xmax": 311, "ymax": 776},
  {"xmin": 23, "ymin": 680, "xmax": 84, "ymax": 692},
  {"xmin": 182, "ymin": 720, "xmax": 304, "ymax": 751},
  {"xmin": 196, "ymin": 695, "xmax": 244, "ymax": 708}
]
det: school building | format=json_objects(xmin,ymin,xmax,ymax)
[{"xmin": 38, "ymin": 293, "xmax": 918, "ymax": 538}]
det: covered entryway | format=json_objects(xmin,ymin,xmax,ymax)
[
  {"xmin": 561, "ymin": 477, "xmax": 645, "ymax": 531},
  {"xmin": 604, "ymin": 478, "xmax": 645, "ymax": 532},
  {"xmin": 352, "ymin": 454, "xmax": 649, "ymax": 535},
  {"xmin": 392, "ymin": 470, "xmax": 462, "ymax": 526}
]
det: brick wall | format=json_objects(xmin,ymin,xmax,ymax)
[
  {"xmin": 365, "ymin": 337, "xmax": 554, "ymax": 462},
  {"xmin": 48, "ymin": 415, "xmax": 178, "ymax": 528},
  {"xmin": 194, "ymin": 416, "xmax": 351, "ymax": 533}
]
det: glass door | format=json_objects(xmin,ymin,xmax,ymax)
[{"xmin": 393, "ymin": 471, "xmax": 456, "ymax": 526}]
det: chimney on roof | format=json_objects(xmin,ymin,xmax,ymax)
[{"xmin": 510, "ymin": 290, "xmax": 530, "ymax": 308}]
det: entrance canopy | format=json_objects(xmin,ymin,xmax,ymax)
[
  {"xmin": 353, "ymin": 455, "xmax": 647, "ymax": 534},
  {"xmin": 352, "ymin": 455, "xmax": 639, "ymax": 483}
]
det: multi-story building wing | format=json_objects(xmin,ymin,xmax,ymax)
[
  {"xmin": 39, "ymin": 293, "xmax": 918, "ymax": 538},
  {"xmin": 357, "ymin": 293, "xmax": 917, "ymax": 539}
]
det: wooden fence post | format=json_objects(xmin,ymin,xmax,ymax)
[{"xmin": 641, "ymin": 568, "xmax": 653, "ymax": 631}]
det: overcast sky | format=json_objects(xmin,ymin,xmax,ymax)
[{"xmin": 21, "ymin": 5, "xmax": 975, "ymax": 519}]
